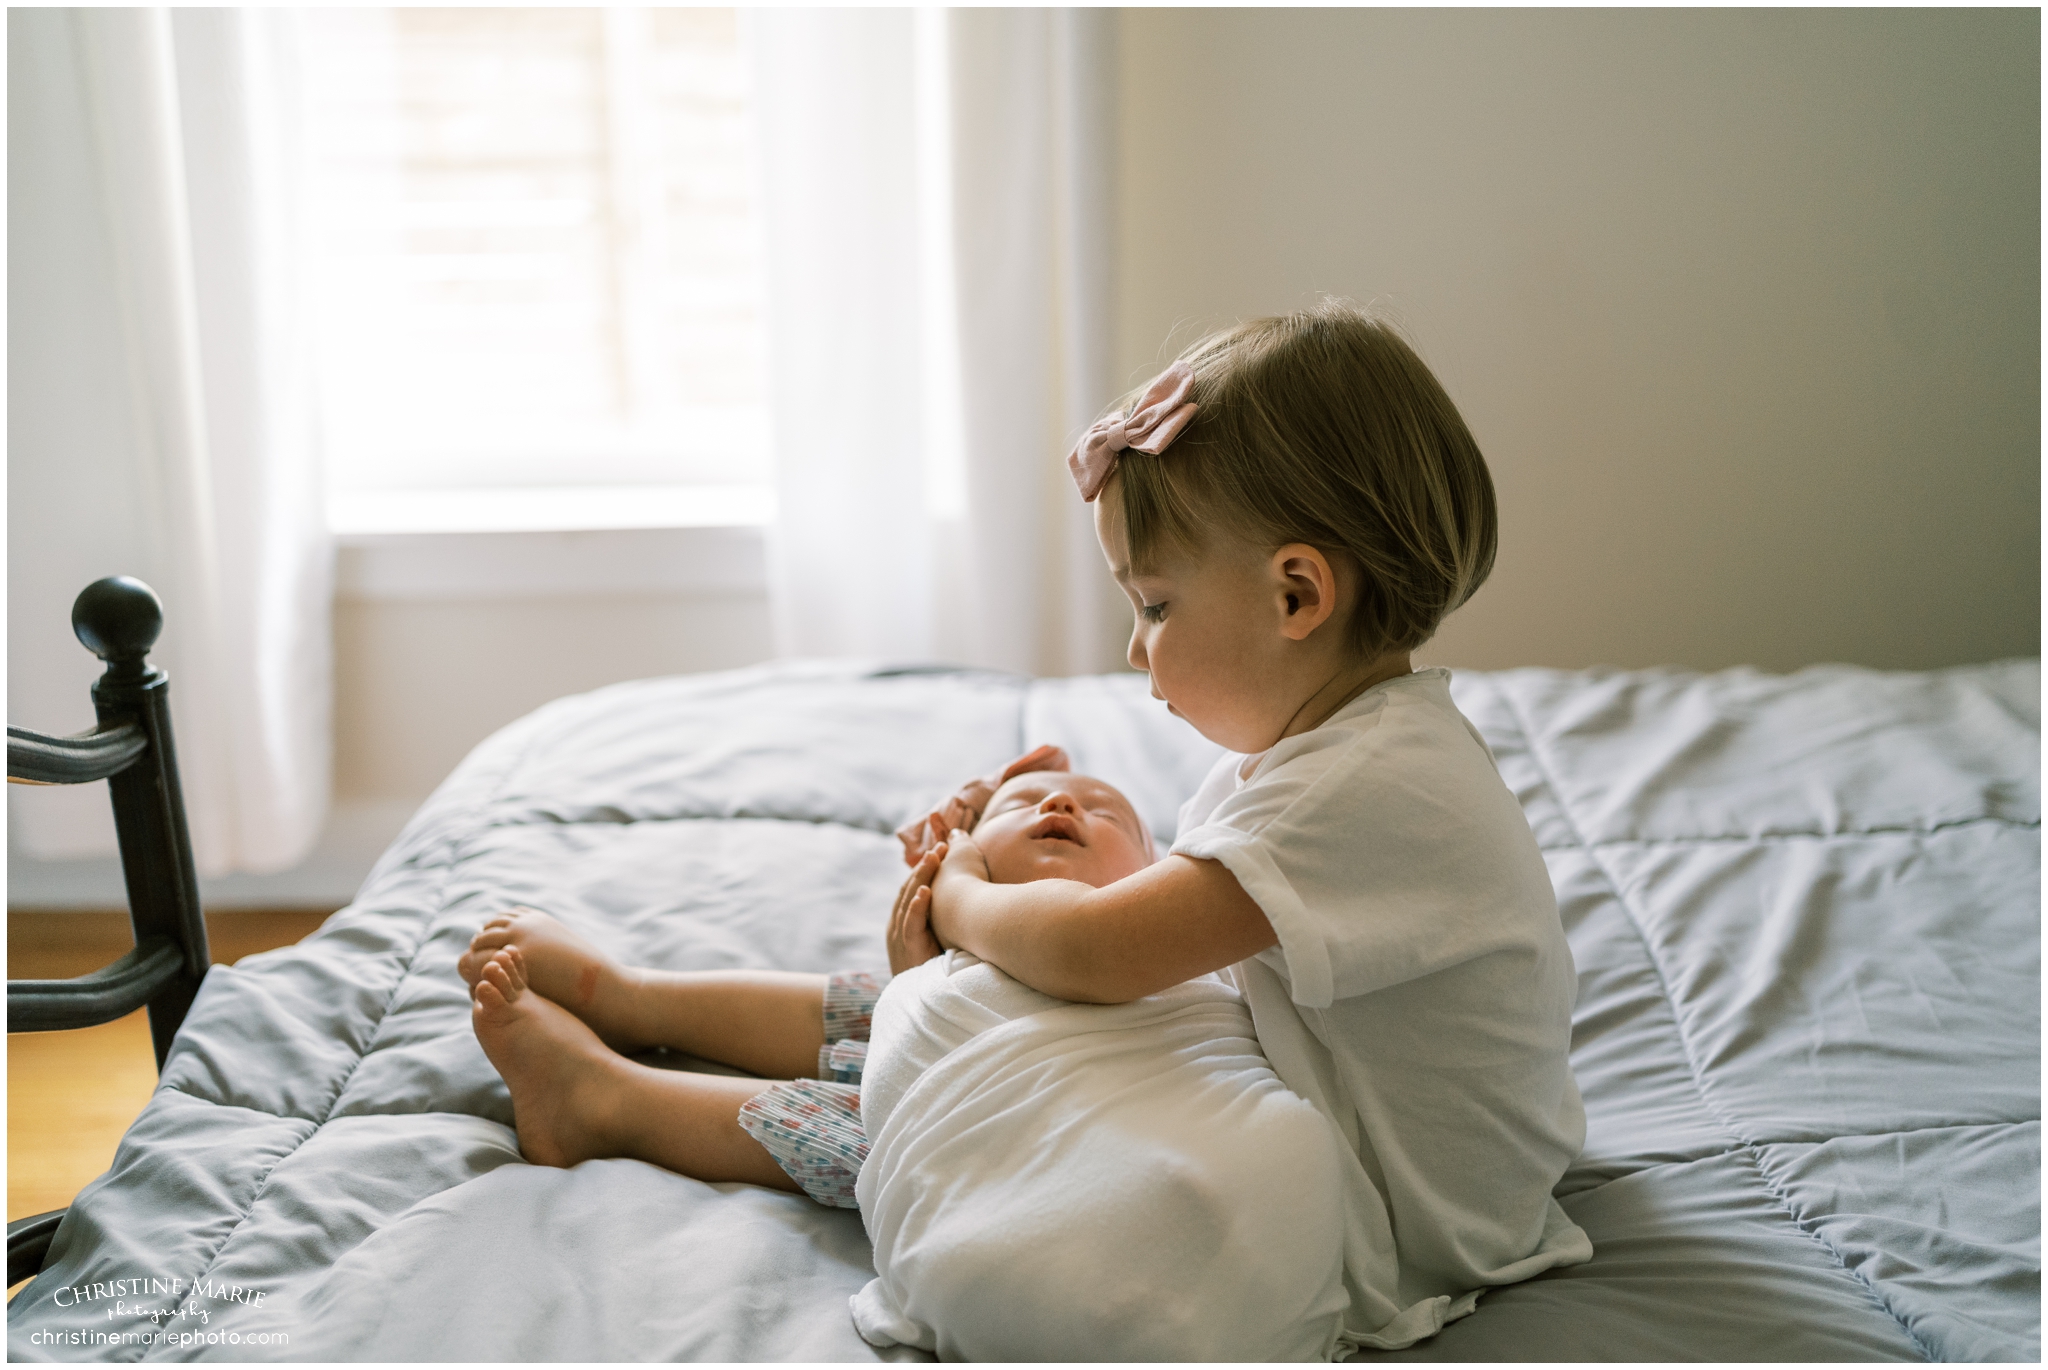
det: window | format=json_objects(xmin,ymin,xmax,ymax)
[{"xmin": 299, "ymin": 8, "xmax": 770, "ymax": 532}]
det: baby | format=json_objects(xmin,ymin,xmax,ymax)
[{"xmin": 460, "ymin": 747, "xmax": 1154, "ymax": 1204}]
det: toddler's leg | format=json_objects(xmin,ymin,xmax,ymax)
[
  {"xmin": 461, "ymin": 907, "xmax": 827, "ymax": 1079},
  {"xmin": 471, "ymin": 948, "xmax": 798, "ymax": 1192}
]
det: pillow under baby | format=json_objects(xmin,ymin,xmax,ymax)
[{"xmin": 850, "ymin": 951, "xmax": 1353, "ymax": 1361}]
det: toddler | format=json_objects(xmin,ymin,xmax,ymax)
[
  {"xmin": 913, "ymin": 299, "xmax": 1591, "ymax": 1347},
  {"xmin": 460, "ymin": 749, "xmax": 1154, "ymax": 1207}
]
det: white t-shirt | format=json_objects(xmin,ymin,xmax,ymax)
[{"xmin": 1172, "ymin": 667, "xmax": 1592, "ymax": 1349}]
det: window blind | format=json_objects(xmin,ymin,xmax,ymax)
[{"xmin": 300, "ymin": 7, "xmax": 767, "ymax": 495}]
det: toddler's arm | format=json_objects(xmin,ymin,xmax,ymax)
[{"xmin": 929, "ymin": 830, "xmax": 1275, "ymax": 1003}]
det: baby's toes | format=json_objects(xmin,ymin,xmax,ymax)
[
  {"xmin": 471, "ymin": 976, "xmax": 515, "ymax": 1025},
  {"xmin": 460, "ymin": 939, "xmax": 503, "ymax": 981},
  {"xmin": 467, "ymin": 926, "xmax": 513, "ymax": 954},
  {"xmin": 480, "ymin": 954, "xmax": 522, "ymax": 1003}
]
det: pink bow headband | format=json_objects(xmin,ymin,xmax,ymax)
[{"xmin": 1066, "ymin": 362, "xmax": 1198, "ymax": 502}]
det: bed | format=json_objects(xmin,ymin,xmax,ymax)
[{"xmin": 8, "ymin": 657, "xmax": 2039, "ymax": 1362}]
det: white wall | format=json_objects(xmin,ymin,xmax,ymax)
[
  {"xmin": 331, "ymin": 582, "xmax": 772, "ymax": 803},
  {"xmin": 12, "ymin": 9, "xmax": 2038, "ymax": 909},
  {"xmin": 1114, "ymin": 8, "xmax": 2039, "ymax": 671}
]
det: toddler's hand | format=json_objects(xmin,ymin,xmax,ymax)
[{"xmin": 888, "ymin": 843, "xmax": 947, "ymax": 976}]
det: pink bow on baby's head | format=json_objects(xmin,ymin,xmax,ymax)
[
  {"xmin": 1066, "ymin": 361, "xmax": 1199, "ymax": 503},
  {"xmin": 896, "ymin": 743, "xmax": 1073, "ymax": 866}
]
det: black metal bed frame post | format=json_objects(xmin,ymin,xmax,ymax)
[
  {"xmin": 6, "ymin": 577, "xmax": 216, "ymax": 1289},
  {"xmin": 75, "ymin": 577, "xmax": 211, "ymax": 1068}
]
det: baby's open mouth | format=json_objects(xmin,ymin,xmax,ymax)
[{"xmin": 1026, "ymin": 813, "xmax": 1085, "ymax": 845}]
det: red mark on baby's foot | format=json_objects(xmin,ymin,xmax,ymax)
[{"xmin": 577, "ymin": 963, "xmax": 599, "ymax": 1007}]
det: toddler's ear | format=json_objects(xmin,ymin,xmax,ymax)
[{"xmin": 1272, "ymin": 543, "xmax": 1340, "ymax": 641}]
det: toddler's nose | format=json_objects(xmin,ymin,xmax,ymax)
[{"xmin": 1038, "ymin": 791, "xmax": 1080, "ymax": 816}]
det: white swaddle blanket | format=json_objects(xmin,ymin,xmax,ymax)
[{"xmin": 850, "ymin": 951, "xmax": 1354, "ymax": 1361}]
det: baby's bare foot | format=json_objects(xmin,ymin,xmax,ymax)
[
  {"xmin": 471, "ymin": 948, "xmax": 625, "ymax": 1169},
  {"xmin": 460, "ymin": 907, "xmax": 644, "ymax": 1047}
]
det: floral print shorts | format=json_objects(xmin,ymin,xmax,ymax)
[{"xmin": 734, "ymin": 970, "xmax": 882, "ymax": 1208}]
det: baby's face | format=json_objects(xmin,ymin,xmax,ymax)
[{"xmin": 973, "ymin": 772, "xmax": 1154, "ymax": 889}]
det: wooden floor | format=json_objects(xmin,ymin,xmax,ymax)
[{"xmin": 7, "ymin": 909, "xmax": 333, "ymax": 1226}]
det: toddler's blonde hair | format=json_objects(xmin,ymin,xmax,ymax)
[{"xmin": 1110, "ymin": 300, "xmax": 1496, "ymax": 658}]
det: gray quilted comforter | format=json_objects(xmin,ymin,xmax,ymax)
[{"xmin": 8, "ymin": 659, "xmax": 2039, "ymax": 1361}]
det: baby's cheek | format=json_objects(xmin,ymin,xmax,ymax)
[{"xmin": 975, "ymin": 833, "xmax": 1026, "ymax": 885}]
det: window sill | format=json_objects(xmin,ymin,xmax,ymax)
[{"xmin": 331, "ymin": 486, "xmax": 772, "ymax": 602}]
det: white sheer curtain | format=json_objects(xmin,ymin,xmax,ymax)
[
  {"xmin": 749, "ymin": 8, "xmax": 1125, "ymax": 676},
  {"xmin": 7, "ymin": 8, "xmax": 330, "ymax": 875}
]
